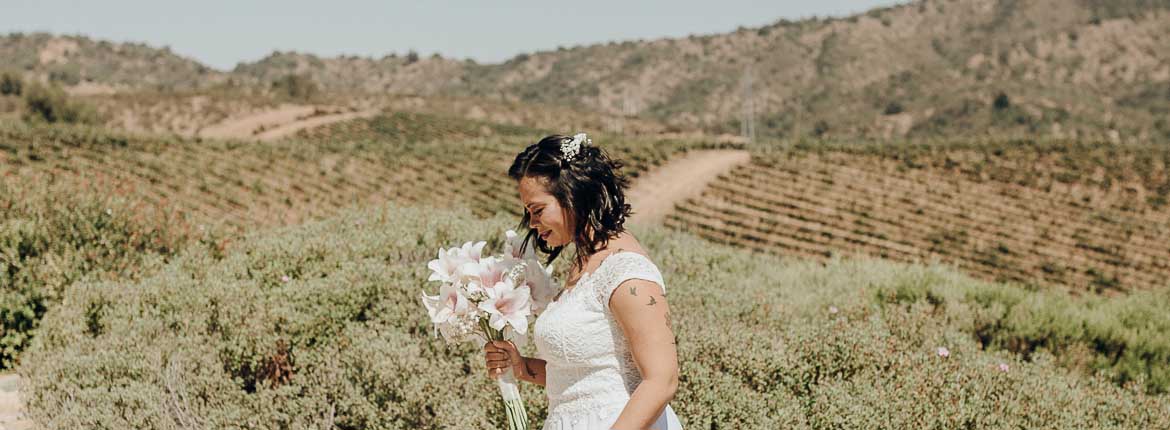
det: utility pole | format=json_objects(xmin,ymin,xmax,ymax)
[
  {"xmin": 740, "ymin": 65, "xmax": 756, "ymax": 144},
  {"xmin": 614, "ymin": 88, "xmax": 637, "ymax": 134}
]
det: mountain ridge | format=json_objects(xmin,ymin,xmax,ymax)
[{"xmin": 3, "ymin": 0, "xmax": 1168, "ymax": 140}]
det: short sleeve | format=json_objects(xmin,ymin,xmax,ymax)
[{"xmin": 594, "ymin": 253, "xmax": 666, "ymax": 313}]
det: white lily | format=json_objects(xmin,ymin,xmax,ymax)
[
  {"xmin": 421, "ymin": 282, "xmax": 472, "ymax": 325},
  {"xmin": 427, "ymin": 246, "xmax": 468, "ymax": 283},
  {"xmin": 458, "ymin": 240, "xmax": 487, "ymax": 262},
  {"xmin": 478, "ymin": 278, "xmax": 532, "ymax": 335},
  {"xmin": 525, "ymin": 260, "xmax": 557, "ymax": 315},
  {"xmin": 503, "ymin": 229, "xmax": 536, "ymax": 260}
]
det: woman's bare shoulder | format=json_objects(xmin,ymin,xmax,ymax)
[{"xmin": 613, "ymin": 231, "xmax": 649, "ymax": 256}]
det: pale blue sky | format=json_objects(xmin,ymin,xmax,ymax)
[{"xmin": 2, "ymin": 0, "xmax": 905, "ymax": 70}]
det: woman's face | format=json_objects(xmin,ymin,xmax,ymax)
[{"xmin": 518, "ymin": 176, "xmax": 574, "ymax": 248}]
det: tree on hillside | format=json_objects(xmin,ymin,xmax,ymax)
[
  {"xmin": 884, "ymin": 101, "xmax": 905, "ymax": 115},
  {"xmin": 993, "ymin": 92, "xmax": 1011, "ymax": 110},
  {"xmin": 0, "ymin": 71, "xmax": 22, "ymax": 96},
  {"xmin": 22, "ymin": 83, "xmax": 101, "ymax": 124},
  {"xmin": 271, "ymin": 74, "xmax": 319, "ymax": 101},
  {"xmin": 813, "ymin": 119, "xmax": 830, "ymax": 137}
]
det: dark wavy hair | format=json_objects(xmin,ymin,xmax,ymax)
[{"xmin": 508, "ymin": 134, "xmax": 634, "ymax": 271}]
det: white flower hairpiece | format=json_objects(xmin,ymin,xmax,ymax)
[{"xmin": 560, "ymin": 132, "xmax": 591, "ymax": 162}]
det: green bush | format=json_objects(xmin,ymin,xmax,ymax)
[
  {"xmin": 21, "ymin": 203, "xmax": 1170, "ymax": 428},
  {"xmin": 271, "ymin": 74, "xmax": 319, "ymax": 101},
  {"xmin": 47, "ymin": 64, "xmax": 82, "ymax": 86},
  {"xmin": 0, "ymin": 177, "xmax": 190, "ymax": 368},
  {"xmin": 872, "ymin": 268, "xmax": 1170, "ymax": 393},
  {"xmin": 0, "ymin": 71, "xmax": 22, "ymax": 96},
  {"xmin": 21, "ymin": 84, "xmax": 102, "ymax": 125}
]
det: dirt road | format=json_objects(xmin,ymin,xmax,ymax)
[
  {"xmin": 199, "ymin": 105, "xmax": 379, "ymax": 141},
  {"xmin": 626, "ymin": 149, "xmax": 751, "ymax": 227}
]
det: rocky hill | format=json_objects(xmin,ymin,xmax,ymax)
[
  {"xmin": 3, "ymin": 0, "xmax": 1168, "ymax": 140},
  {"xmin": 0, "ymin": 33, "xmax": 222, "ymax": 92}
]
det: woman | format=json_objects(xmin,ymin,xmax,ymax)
[{"xmin": 483, "ymin": 133, "xmax": 684, "ymax": 430}]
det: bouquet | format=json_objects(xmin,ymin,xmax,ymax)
[{"xmin": 420, "ymin": 229, "xmax": 558, "ymax": 430}]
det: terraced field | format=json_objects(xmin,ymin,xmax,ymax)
[
  {"xmin": 1, "ymin": 112, "xmax": 719, "ymax": 235},
  {"xmin": 666, "ymin": 146, "xmax": 1170, "ymax": 293}
]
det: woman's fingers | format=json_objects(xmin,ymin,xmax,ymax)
[
  {"xmin": 484, "ymin": 352, "xmax": 509, "ymax": 362},
  {"xmin": 484, "ymin": 340, "xmax": 519, "ymax": 378}
]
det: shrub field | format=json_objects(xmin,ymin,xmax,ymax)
[{"xmin": 19, "ymin": 203, "xmax": 1170, "ymax": 428}]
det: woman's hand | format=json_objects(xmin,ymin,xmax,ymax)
[{"xmin": 483, "ymin": 340, "xmax": 523, "ymax": 379}]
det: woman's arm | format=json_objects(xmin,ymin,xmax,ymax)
[
  {"xmin": 606, "ymin": 279, "xmax": 680, "ymax": 430},
  {"xmin": 514, "ymin": 356, "xmax": 547, "ymax": 387}
]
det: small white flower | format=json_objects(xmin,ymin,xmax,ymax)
[
  {"xmin": 937, "ymin": 346, "xmax": 950, "ymax": 358},
  {"xmin": 560, "ymin": 132, "xmax": 591, "ymax": 162},
  {"xmin": 828, "ymin": 306, "xmax": 839, "ymax": 314},
  {"xmin": 998, "ymin": 362, "xmax": 1010, "ymax": 372}
]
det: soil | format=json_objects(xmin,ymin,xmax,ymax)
[{"xmin": 626, "ymin": 149, "xmax": 752, "ymax": 226}]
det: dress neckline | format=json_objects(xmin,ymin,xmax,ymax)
[{"xmin": 553, "ymin": 249, "xmax": 645, "ymax": 304}]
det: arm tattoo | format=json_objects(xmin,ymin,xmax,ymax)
[
  {"xmin": 629, "ymin": 285, "xmax": 638, "ymax": 296},
  {"xmin": 647, "ymin": 296, "xmax": 657, "ymax": 306}
]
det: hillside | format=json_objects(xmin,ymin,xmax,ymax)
[
  {"xmin": 666, "ymin": 138, "xmax": 1170, "ymax": 293},
  {"xmin": 0, "ymin": 33, "xmax": 221, "ymax": 92},
  {"xmin": 0, "ymin": 113, "xmax": 709, "ymax": 234},
  {"xmin": 4, "ymin": 0, "xmax": 1169, "ymax": 140},
  {"xmin": 0, "ymin": 114, "xmax": 728, "ymax": 366}
]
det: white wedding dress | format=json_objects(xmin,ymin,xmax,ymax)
[{"xmin": 533, "ymin": 251, "xmax": 684, "ymax": 430}]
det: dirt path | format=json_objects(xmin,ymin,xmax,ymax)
[
  {"xmin": 254, "ymin": 108, "xmax": 380, "ymax": 141},
  {"xmin": 0, "ymin": 373, "xmax": 30, "ymax": 430},
  {"xmin": 626, "ymin": 149, "xmax": 751, "ymax": 227},
  {"xmin": 198, "ymin": 105, "xmax": 379, "ymax": 141}
]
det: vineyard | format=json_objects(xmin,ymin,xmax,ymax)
[
  {"xmin": 666, "ymin": 142, "xmax": 1170, "ymax": 293},
  {"xmin": 0, "ymin": 113, "xmax": 726, "ymax": 368},
  {"xmin": 4, "ymin": 108, "xmax": 1170, "ymax": 428},
  {"xmin": 1, "ymin": 112, "xmax": 714, "ymax": 234}
]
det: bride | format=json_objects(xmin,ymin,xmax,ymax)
[{"xmin": 483, "ymin": 133, "xmax": 684, "ymax": 430}]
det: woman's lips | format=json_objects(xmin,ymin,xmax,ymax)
[{"xmin": 540, "ymin": 230, "xmax": 550, "ymax": 240}]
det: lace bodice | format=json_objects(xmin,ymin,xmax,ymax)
[{"xmin": 532, "ymin": 251, "xmax": 671, "ymax": 427}]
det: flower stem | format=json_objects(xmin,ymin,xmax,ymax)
[{"xmin": 482, "ymin": 317, "xmax": 528, "ymax": 429}]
